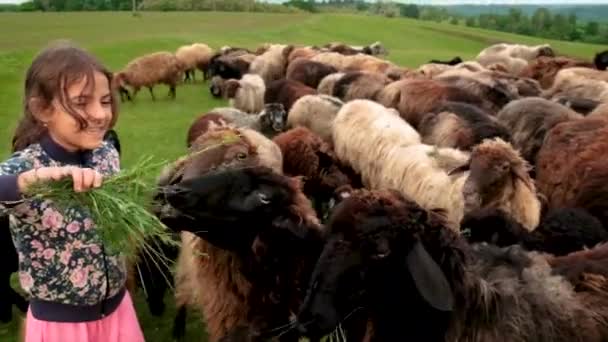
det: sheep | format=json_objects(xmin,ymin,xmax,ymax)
[
  {"xmin": 249, "ymin": 44, "xmax": 293, "ymax": 84},
  {"xmin": 342, "ymin": 54, "xmax": 401, "ymax": 77},
  {"xmin": 287, "ymin": 94, "xmax": 344, "ymax": 143},
  {"xmin": 462, "ymin": 207, "xmax": 608, "ymax": 257},
  {"xmin": 155, "ymin": 132, "xmax": 322, "ymax": 341},
  {"xmin": 175, "ymin": 43, "xmax": 214, "ymax": 82},
  {"xmin": 334, "ymin": 101, "xmax": 541, "ymax": 229},
  {"xmin": 317, "ymin": 72, "xmax": 345, "ymax": 95},
  {"xmin": 311, "ymin": 52, "xmax": 350, "ymax": 70},
  {"xmin": 428, "ymin": 56, "xmax": 463, "ymax": 66},
  {"xmin": 477, "ymin": 43, "xmax": 555, "ymax": 62},
  {"xmin": 296, "ymin": 189, "xmax": 608, "ymax": 342},
  {"xmin": 418, "ymin": 101, "xmax": 511, "ymax": 151},
  {"xmin": 286, "ymin": 58, "xmax": 338, "ymax": 89},
  {"xmin": 547, "ymin": 242, "xmax": 608, "ymax": 284},
  {"xmin": 331, "ymin": 71, "xmax": 392, "ymax": 101},
  {"xmin": 287, "ymin": 46, "xmax": 321, "ymax": 64},
  {"xmin": 589, "ymin": 102, "xmax": 608, "ymax": 118},
  {"xmin": 323, "ymin": 41, "xmax": 388, "ymax": 56},
  {"xmin": 544, "ymin": 67, "xmax": 608, "ymax": 103},
  {"xmin": 415, "ymin": 63, "xmax": 454, "ymax": 79},
  {"xmin": 272, "ymin": 127, "xmax": 358, "ymax": 219},
  {"xmin": 476, "ymin": 54, "xmax": 529, "ymax": 76},
  {"xmin": 536, "ymin": 116, "xmax": 608, "ymax": 229},
  {"xmin": 114, "ymin": 51, "xmax": 183, "ymax": 101},
  {"xmin": 595, "ymin": 50, "xmax": 608, "ymax": 70},
  {"xmin": 554, "ymin": 96, "xmax": 601, "ymax": 115},
  {"xmin": 520, "ymin": 56, "xmax": 594, "ymax": 89},
  {"xmin": 375, "ymin": 79, "xmax": 488, "ymax": 129},
  {"xmin": 215, "ymin": 74, "xmax": 266, "ymax": 114},
  {"xmin": 496, "ymin": 97, "xmax": 582, "ymax": 167},
  {"xmin": 208, "ymin": 50, "xmax": 256, "ymax": 80},
  {"xmin": 186, "ymin": 105, "xmax": 288, "ymax": 147},
  {"xmin": 264, "ymin": 79, "xmax": 317, "ymax": 113}
]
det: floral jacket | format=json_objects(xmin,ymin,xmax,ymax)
[{"xmin": 0, "ymin": 134, "xmax": 127, "ymax": 312}]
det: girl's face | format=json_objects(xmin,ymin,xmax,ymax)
[{"xmin": 45, "ymin": 71, "xmax": 113, "ymax": 152}]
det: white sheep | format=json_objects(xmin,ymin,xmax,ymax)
[{"xmin": 287, "ymin": 94, "xmax": 344, "ymax": 143}]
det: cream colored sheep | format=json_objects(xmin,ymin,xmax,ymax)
[
  {"xmin": 287, "ymin": 94, "xmax": 344, "ymax": 143},
  {"xmin": 175, "ymin": 43, "xmax": 214, "ymax": 82},
  {"xmin": 249, "ymin": 44, "xmax": 292, "ymax": 84},
  {"xmin": 317, "ymin": 72, "xmax": 345, "ymax": 95},
  {"xmin": 222, "ymin": 74, "xmax": 266, "ymax": 114},
  {"xmin": 544, "ymin": 67, "xmax": 608, "ymax": 103}
]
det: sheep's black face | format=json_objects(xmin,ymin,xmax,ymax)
[
  {"xmin": 161, "ymin": 167, "xmax": 294, "ymax": 250},
  {"xmin": 260, "ymin": 103, "xmax": 288, "ymax": 133},
  {"xmin": 595, "ymin": 50, "xmax": 608, "ymax": 70},
  {"xmin": 461, "ymin": 207, "xmax": 522, "ymax": 246},
  {"xmin": 537, "ymin": 46, "xmax": 555, "ymax": 58},
  {"xmin": 297, "ymin": 192, "xmax": 455, "ymax": 340}
]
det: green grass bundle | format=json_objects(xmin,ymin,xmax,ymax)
[{"xmin": 25, "ymin": 156, "xmax": 178, "ymax": 258}]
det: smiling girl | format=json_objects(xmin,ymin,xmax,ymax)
[{"xmin": 0, "ymin": 42, "xmax": 144, "ymax": 342}]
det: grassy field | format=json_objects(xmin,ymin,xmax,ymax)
[{"xmin": 0, "ymin": 11, "xmax": 605, "ymax": 342}]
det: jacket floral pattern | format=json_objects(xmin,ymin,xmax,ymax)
[{"xmin": 0, "ymin": 138, "xmax": 127, "ymax": 306}]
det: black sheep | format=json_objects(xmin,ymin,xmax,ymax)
[
  {"xmin": 594, "ymin": 50, "xmax": 608, "ymax": 70},
  {"xmin": 461, "ymin": 207, "xmax": 608, "ymax": 256},
  {"xmin": 428, "ymin": 56, "xmax": 463, "ymax": 66}
]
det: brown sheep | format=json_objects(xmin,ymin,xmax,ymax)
[
  {"xmin": 418, "ymin": 101, "xmax": 511, "ymax": 151},
  {"xmin": 497, "ymin": 97, "xmax": 582, "ymax": 168},
  {"xmin": 114, "ymin": 51, "xmax": 183, "ymax": 101},
  {"xmin": 536, "ymin": 116, "xmax": 608, "ymax": 228},
  {"xmin": 316, "ymin": 72, "xmax": 345, "ymax": 95},
  {"xmin": 376, "ymin": 79, "xmax": 488, "ymax": 129},
  {"xmin": 332, "ymin": 71, "xmax": 392, "ymax": 101},
  {"xmin": 286, "ymin": 58, "xmax": 338, "ymax": 89},
  {"xmin": 249, "ymin": 44, "xmax": 294, "ymax": 84},
  {"xmin": 264, "ymin": 79, "xmax": 317, "ymax": 112},
  {"xmin": 272, "ymin": 127, "xmax": 358, "ymax": 219},
  {"xmin": 157, "ymin": 129, "xmax": 322, "ymax": 342},
  {"xmin": 186, "ymin": 113, "xmax": 233, "ymax": 147},
  {"xmin": 520, "ymin": 56, "xmax": 594, "ymax": 89},
  {"xmin": 175, "ymin": 43, "xmax": 214, "ymax": 82},
  {"xmin": 544, "ymin": 67, "xmax": 608, "ymax": 103},
  {"xmin": 287, "ymin": 46, "xmax": 320, "ymax": 64}
]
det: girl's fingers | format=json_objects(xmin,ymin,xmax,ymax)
[
  {"xmin": 93, "ymin": 171, "xmax": 103, "ymax": 188},
  {"xmin": 72, "ymin": 168, "xmax": 84, "ymax": 192},
  {"xmin": 81, "ymin": 169, "xmax": 96, "ymax": 190}
]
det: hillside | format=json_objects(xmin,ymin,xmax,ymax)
[{"xmin": 443, "ymin": 4, "xmax": 608, "ymax": 22}]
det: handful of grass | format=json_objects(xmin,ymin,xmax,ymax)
[{"xmin": 24, "ymin": 156, "xmax": 177, "ymax": 258}]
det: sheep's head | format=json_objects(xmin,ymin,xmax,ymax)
[
  {"xmin": 259, "ymin": 103, "xmax": 288, "ymax": 133},
  {"xmin": 594, "ymin": 50, "xmax": 608, "ymax": 71},
  {"xmin": 161, "ymin": 167, "xmax": 297, "ymax": 251},
  {"xmin": 223, "ymin": 79, "xmax": 241, "ymax": 99},
  {"xmin": 536, "ymin": 45, "xmax": 555, "ymax": 58},
  {"xmin": 209, "ymin": 76, "xmax": 226, "ymax": 98},
  {"xmin": 450, "ymin": 138, "xmax": 533, "ymax": 214},
  {"xmin": 297, "ymin": 189, "xmax": 455, "ymax": 339},
  {"xmin": 368, "ymin": 41, "xmax": 388, "ymax": 56}
]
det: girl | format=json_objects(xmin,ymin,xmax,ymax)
[{"xmin": 0, "ymin": 41, "xmax": 144, "ymax": 342}]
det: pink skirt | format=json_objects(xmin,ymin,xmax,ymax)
[{"xmin": 25, "ymin": 291, "xmax": 145, "ymax": 342}]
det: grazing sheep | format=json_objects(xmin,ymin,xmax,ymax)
[
  {"xmin": 218, "ymin": 74, "xmax": 266, "ymax": 114},
  {"xmin": 272, "ymin": 127, "xmax": 357, "ymax": 219},
  {"xmin": 428, "ymin": 56, "xmax": 463, "ymax": 65},
  {"xmin": 208, "ymin": 50, "xmax": 256, "ymax": 80},
  {"xmin": 156, "ymin": 135, "xmax": 322, "ymax": 342},
  {"xmin": 415, "ymin": 63, "xmax": 454, "ymax": 79},
  {"xmin": 297, "ymin": 189, "xmax": 608, "ymax": 342},
  {"xmin": 418, "ymin": 101, "xmax": 511, "ymax": 151},
  {"xmin": 264, "ymin": 79, "xmax": 317, "ymax": 112},
  {"xmin": 287, "ymin": 46, "xmax": 321, "ymax": 64},
  {"xmin": 496, "ymin": 97, "xmax": 582, "ymax": 167},
  {"xmin": 476, "ymin": 54, "xmax": 529, "ymax": 76},
  {"xmin": 595, "ymin": 50, "xmax": 608, "ymax": 70},
  {"xmin": 249, "ymin": 44, "xmax": 293, "ymax": 84},
  {"xmin": 311, "ymin": 52, "xmax": 350, "ymax": 70},
  {"xmin": 287, "ymin": 94, "xmax": 344, "ymax": 143},
  {"xmin": 317, "ymin": 72, "xmax": 345, "ymax": 95},
  {"xmin": 323, "ymin": 41, "xmax": 388, "ymax": 56},
  {"xmin": 376, "ymin": 79, "xmax": 488, "ymax": 129},
  {"xmin": 286, "ymin": 58, "xmax": 338, "ymax": 89},
  {"xmin": 536, "ymin": 117, "xmax": 608, "ymax": 229},
  {"xmin": 332, "ymin": 71, "xmax": 392, "ymax": 101},
  {"xmin": 114, "ymin": 51, "xmax": 183, "ymax": 101},
  {"xmin": 462, "ymin": 207, "xmax": 608, "ymax": 257},
  {"xmin": 477, "ymin": 43, "xmax": 555, "ymax": 62},
  {"xmin": 186, "ymin": 105, "xmax": 288, "ymax": 147},
  {"xmin": 520, "ymin": 56, "xmax": 594, "ymax": 89},
  {"xmin": 543, "ymin": 67, "xmax": 608, "ymax": 103},
  {"xmin": 175, "ymin": 43, "xmax": 214, "ymax": 82},
  {"xmin": 554, "ymin": 96, "xmax": 601, "ymax": 115},
  {"xmin": 548, "ymin": 242, "xmax": 608, "ymax": 284}
]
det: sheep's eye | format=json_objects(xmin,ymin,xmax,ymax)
[{"xmin": 236, "ymin": 152, "xmax": 247, "ymax": 160}]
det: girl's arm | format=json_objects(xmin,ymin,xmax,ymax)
[{"xmin": 0, "ymin": 153, "xmax": 33, "ymax": 214}]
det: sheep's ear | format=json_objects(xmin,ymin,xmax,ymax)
[
  {"xmin": 512, "ymin": 165, "xmax": 534, "ymax": 192},
  {"xmin": 448, "ymin": 160, "xmax": 470, "ymax": 176},
  {"xmin": 406, "ymin": 240, "xmax": 454, "ymax": 312}
]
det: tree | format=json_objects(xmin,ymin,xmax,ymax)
[
  {"xmin": 400, "ymin": 4, "xmax": 419, "ymax": 19},
  {"xmin": 586, "ymin": 21, "xmax": 600, "ymax": 36},
  {"xmin": 465, "ymin": 16, "xmax": 475, "ymax": 27},
  {"xmin": 449, "ymin": 16, "xmax": 458, "ymax": 25}
]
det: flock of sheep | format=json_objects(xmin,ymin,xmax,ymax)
[{"xmin": 7, "ymin": 39, "xmax": 608, "ymax": 342}]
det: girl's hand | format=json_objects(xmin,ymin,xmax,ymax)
[{"xmin": 17, "ymin": 167, "xmax": 103, "ymax": 193}]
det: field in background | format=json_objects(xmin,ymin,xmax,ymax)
[{"xmin": 0, "ymin": 11, "xmax": 605, "ymax": 342}]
